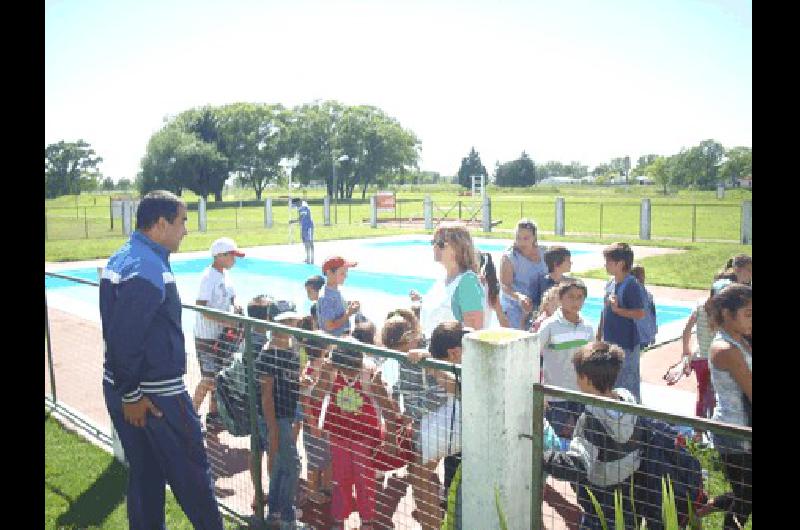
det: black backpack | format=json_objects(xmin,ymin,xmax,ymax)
[
  {"xmin": 214, "ymin": 353, "xmax": 252, "ymax": 436},
  {"xmin": 635, "ymin": 417, "xmax": 707, "ymax": 528}
]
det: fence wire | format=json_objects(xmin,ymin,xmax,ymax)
[
  {"xmin": 45, "ymin": 271, "xmax": 462, "ymax": 529},
  {"xmin": 534, "ymin": 383, "xmax": 752, "ymax": 530}
]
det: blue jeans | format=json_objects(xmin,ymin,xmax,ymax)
[
  {"xmin": 266, "ymin": 417, "xmax": 301, "ymax": 522},
  {"xmin": 613, "ymin": 345, "xmax": 641, "ymax": 403}
]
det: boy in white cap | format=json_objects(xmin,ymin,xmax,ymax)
[{"xmin": 192, "ymin": 237, "xmax": 245, "ymax": 432}]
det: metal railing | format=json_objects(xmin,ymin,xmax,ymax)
[{"xmin": 531, "ymin": 383, "xmax": 752, "ymax": 530}]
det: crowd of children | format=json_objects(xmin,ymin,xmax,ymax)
[{"xmin": 190, "ymin": 230, "xmax": 751, "ymax": 529}]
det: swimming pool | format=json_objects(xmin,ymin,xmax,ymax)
[
  {"xmin": 365, "ymin": 237, "xmax": 594, "ymax": 256},
  {"xmin": 46, "ymin": 255, "xmax": 691, "ymax": 334}
]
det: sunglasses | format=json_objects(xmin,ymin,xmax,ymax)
[{"xmin": 430, "ymin": 238, "xmax": 446, "ymax": 249}]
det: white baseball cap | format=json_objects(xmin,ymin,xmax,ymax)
[{"xmin": 210, "ymin": 237, "xmax": 245, "ymax": 257}]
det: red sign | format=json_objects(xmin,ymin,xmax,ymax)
[{"xmin": 375, "ymin": 192, "xmax": 396, "ymax": 212}]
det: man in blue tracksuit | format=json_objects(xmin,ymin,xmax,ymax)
[{"xmin": 100, "ymin": 190, "xmax": 223, "ymax": 530}]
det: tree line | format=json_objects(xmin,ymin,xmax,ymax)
[
  {"xmin": 457, "ymin": 140, "xmax": 751, "ymax": 191},
  {"xmin": 46, "ymin": 112, "xmax": 750, "ymax": 200}
]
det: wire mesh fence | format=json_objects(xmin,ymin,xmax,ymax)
[
  {"xmin": 45, "ymin": 271, "xmax": 463, "ymax": 529},
  {"xmin": 45, "ymin": 271, "xmax": 750, "ymax": 529},
  {"xmin": 533, "ymin": 383, "xmax": 752, "ymax": 530}
]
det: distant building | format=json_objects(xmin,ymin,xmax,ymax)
[
  {"xmin": 737, "ymin": 175, "xmax": 752, "ymax": 189},
  {"xmin": 635, "ymin": 176, "xmax": 655, "ymax": 185}
]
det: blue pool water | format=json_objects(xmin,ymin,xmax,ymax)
[
  {"xmin": 46, "ymin": 256, "xmax": 691, "ymax": 332},
  {"xmin": 365, "ymin": 238, "xmax": 594, "ymax": 256}
]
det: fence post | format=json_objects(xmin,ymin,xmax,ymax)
[
  {"xmin": 122, "ymin": 201, "xmax": 133, "ymax": 236},
  {"xmin": 717, "ymin": 184, "xmax": 725, "ymax": 200},
  {"xmin": 463, "ymin": 329, "xmax": 537, "ymax": 528},
  {"xmin": 520, "ymin": 201, "xmax": 523, "ymax": 219},
  {"xmin": 235, "ymin": 205, "xmax": 239, "ymax": 229},
  {"xmin": 323, "ymin": 196, "xmax": 331, "ymax": 226},
  {"xmin": 741, "ymin": 200, "xmax": 752, "ymax": 244},
  {"xmin": 110, "ymin": 197, "xmax": 114, "ymax": 230},
  {"xmin": 370, "ymin": 195, "xmax": 378, "ymax": 228},
  {"xmin": 349, "ymin": 201, "xmax": 352, "ymax": 224},
  {"xmin": 84, "ymin": 207, "xmax": 89, "ymax": 239},
  {"xmin": 264, "ymin": 198, "xmax": 273, "ymax": 228},
  {"xmin": 482, "ymin": 194, "xmax": 492, "ymax": 232},
  {"xmin": 599, "ymin": 203, "xmax": 604, "ymax": 238},
  {"xmin": 45, "ymin": 289, "xmax": 57, "ymax": 403},
  {"xmin": 242, "ymin": 321, "xmax": 265, "ymax": 522},
  {"xmin": 555, "ymin": 197, "xmax": 565, "ymax": 236},
  {"xmin": 198, "ymin": 197, "xmax": 207, "ymax": 232},
  {"xmin": 458, "ymin": 200, "xmax": 462, "ymax": 220},
  {"xmin": 640, "ymin": 198, "xmax": 651, "ymax": 240},
  {"xmin": 45, "ymin": 210, "xmax": 49, "ymax": 241},
  {"xmin": 531, "ymin": 384, "xmax": 545, "ymax": 529},
  {"xmin": 692, "ymin": 204, "xmax": 697, "ymax": 242},
  {"xmin": 424, "ymin": 195, "xmax": 433, "ymax": 230}
]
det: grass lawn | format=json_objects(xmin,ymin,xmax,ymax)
[{"xmin": 45, "ymin": 410, "xmax": 244, "ymax": 529}]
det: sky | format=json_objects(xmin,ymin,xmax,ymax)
[{"xmin": 45, "ymin": 0, "xmax": 751, "ymax": 181}]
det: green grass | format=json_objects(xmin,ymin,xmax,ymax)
[{"xmin": 45, "ymin": 410, "xmax": 243, "ymax": 529}]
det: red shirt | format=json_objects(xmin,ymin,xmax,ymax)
[{"xmin": 323, "ymin": 371, "xmax": 380, "ymax": 446}]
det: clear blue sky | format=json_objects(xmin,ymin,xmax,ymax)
[{"xmin": 45, "ymin": 0, "xmax": 751, "ymax": 181}]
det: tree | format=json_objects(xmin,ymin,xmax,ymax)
[
  {"xmin": 495, "ymin": 152, "xmax": 536, "ymax": 187},
  {"xmin": 633, "ymin": 154, "xmax": 658, "ymax": 177},
  {"xmin": 291, "ymin": 100, "xmax": 343, "ymax": 198},
  {"xmin": 592, "ymin": 163, "xmax": 611, "ymax": 178},
  {"xmin": 456, "ymin": 147, "xmax": 488, "ymax": 189},
  {"xmin": 695, "ymin": 139, "xmax": 725, "ymax": 189},
  {"xmin": 138, "ymin": 128, "xmax": 198, "ymax": 195},
  {"xmin": 102, "ymin": 177, "xmax": 115, "ymax": 191},
  {"xmin": 646, "ymin": 156, "xmax": 670, "ymax": 194},
  {"xmin": 173, "ymin": 107, "xmax": 231, "ymax": 200},
  {"xmin": 216, "ymin": 102, "xmax": 292, "ymax": 200},
  {"xmin": 174, "ymin": 138, "xmax": 229, "ymax": 200},
  {"xmin": 719, "ymin": 146, "xmax": 752, "ymax": 187},
  {"xmin": 45, "ymin": 140, "xmax": 103, "ymax": 198},
  {"xmin": 117, "ymin": 178, "xmax": 132, "ymax": 191}
]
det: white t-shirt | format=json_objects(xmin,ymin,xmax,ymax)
[{"xmin": 194, "ymin": 266, "xmax": 236, "ymax": 339}]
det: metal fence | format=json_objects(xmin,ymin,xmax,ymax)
[
  {"xmin": 44, "ymin": 197, "xmax": 747, "ymax": 243},
  {"xmin": 45, "ymin": 271, "xmax": 751, "ymax": 529},
  {"xmin": 531, "ymin": 383, "xmax": 752, "ymax": 530}
]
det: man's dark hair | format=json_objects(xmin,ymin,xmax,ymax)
[
  {"xmin": 352, "ymin": 321, "xmax": 376, "ymax": 346},
  {"xmin": 136, "ymin": 190, "xmax": 185, "ymax": 231},
  {"xmin": 602, "ymin": 242, "xmax": 634, "ymax": 272},
  {"xmin": 544, "ymin": 246, "xmax": 571, "ymax": 273},
  {"xmin": 557, "ymin": 278, "xmax": 587, "ymax": 299},
  {"xmin": 572, "ymin": 341, "xmax": 625, "ymax": 393}
]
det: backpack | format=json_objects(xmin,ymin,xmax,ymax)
[
  {"xmin": 635, "ymin": 417, "xmax": 707, "ymax": 528},
  {"xmin": 214, "ymin": 351, "xmax": 254, "ymax": 436}
]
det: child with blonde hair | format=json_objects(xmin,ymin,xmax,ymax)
[{"xmin": 530, "ymin": 285, "xmax": 561, "ymax": 333}]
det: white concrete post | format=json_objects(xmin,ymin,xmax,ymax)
[
  {"xmin": 370, "ymin": 195, "xmax": 378, "ymax": 228},
  {"xmin": 264, "ymin": 198, "xmax": 273, "ymax": 228},
  {"xmin": 717, "ymin": 184, "xmax": 725, "ymax": 200},
  {"xmin": 555, "ymin": 197, "xmax": 565, "ymax": 236},
  {"xmin": 323, "ymin": 196, "xmax": 331, "ymax": 226},
  {"xmin": 462, "ymin": 328, "xmax": 537, "ymax": 529},
  {"xmin": 741, "ymin": 200, "xmax": 752, "ymax": 244},
  {"xmin": 122, "ymin": 200, "xmax": 133, "ymax": 236},
  {"xmin": 198, "ymin": 197, "xmax": 207, "ymax": 232},
  {"xmin": 424, "ymin": 195, "xmax": 433, "ymax": 230},
  {"xmin": 482, "ymin": 194, "xmax": 491, "ymax": 232},
  {"xmin": 640, "ymin": 198, "xmax": 651, "ymax": 240}
]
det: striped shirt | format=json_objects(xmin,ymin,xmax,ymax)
[{"xmin": 536, "ymin": 308, "xmax": 594, "ymax": 397}]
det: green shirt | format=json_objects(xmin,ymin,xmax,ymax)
[{"xmin": 451, "ymin": 271, "xmax": 485, "ymax": 322}]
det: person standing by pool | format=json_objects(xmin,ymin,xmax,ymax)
[
  {"xmin": 290, "ymin": 198, "xmax": 315, "ymax": 264},
  {"xmin": 99, "ymin": 190, "xmax": 224, "ymax": 529},
  {"xmin": 596, "ymin": 242, "xmax": 645, "ymax": 402},
  {"xmin": 499, "ymin": 219, "xmax": 548, "ymax": 329},
  {"xmin": 192, "ymin": 237, "xmax": 245, "ymax": 432},
  {"xmin": 318, "ymin": 256, "xmax": 361, "ymax": 337},
  {"xmin": 420, "ymin": 223, "xmax": 485, "ymax": 338}
]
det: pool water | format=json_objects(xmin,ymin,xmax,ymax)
[
  {"xmin": 46, "ymin": 256, "xmax": 691, "ymax": 333},
  {"xmin": 365, "ymin": 238, "xmax": 594, "ymax": 256}
]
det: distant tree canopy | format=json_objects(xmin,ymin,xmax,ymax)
[
  {"xmin": 495, "ymin": 151, "xmax": 536, "ymax": 187},
  {"xmin": 45, "ymin": 140, "xmax": 103, "ymax": 198},
  {"xmin": 456, "ymin": 147, "xmax": 488, "ymax": 188},
  {"xmin": 136, "ymin": 100, "xmax": 420, "ymax": 200}
]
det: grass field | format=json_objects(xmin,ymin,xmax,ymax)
[
  {"xmin": 45, "ymin": 410, "xmax": 243, "ymax": 529},
  {"xmin": 44, "ymin": 186, "xmax": 751, "ymax": 290}
]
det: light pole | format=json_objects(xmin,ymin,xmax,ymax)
[{"xmin": 331, "ymin": 152, "xmax": 348, "ymax": 225}]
